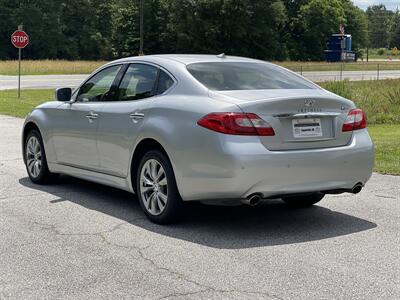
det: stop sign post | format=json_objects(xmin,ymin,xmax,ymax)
[{"xmin": 11, "ymin": 25, "xmax": 29, "ymax": 98}]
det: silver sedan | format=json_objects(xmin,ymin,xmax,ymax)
[{"xmin": 22, "ymin": 55, "xmax": 374, "ymax": 223}]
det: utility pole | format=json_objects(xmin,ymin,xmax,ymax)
[
  {"xmin": 139, "ymin": 0, "xmax": 144, "ymax": 56},
  {"xmin": 366, "ymin": 20, "xmax": 369, "ymax": 62}
]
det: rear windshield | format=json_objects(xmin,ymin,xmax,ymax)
[{"xmin": 186, "ymin": 62, "xmax": 316, "ymax": 90}]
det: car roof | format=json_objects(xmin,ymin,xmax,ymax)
[{"xmin": 113, "ymin": 54, "xmax": 261, "ymax": 65}]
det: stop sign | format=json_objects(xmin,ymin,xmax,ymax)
[{"xmin": 11, "ymin": 30, "xmax": 29, "ymax": 49}]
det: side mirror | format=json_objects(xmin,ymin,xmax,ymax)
[{"xmin": 55, "ymin": 87, "xmax": 72, "ymax": 102}]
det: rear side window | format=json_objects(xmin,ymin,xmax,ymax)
[
  {"xmin": 187, "ymin": 62, "xmax": 316, "ymax": 90},
  {"xmin": 116, "ymin": 64, "xmax": 158, "ymax": 101},
  {"xmin": 156, "ymin": 70, "xmax": 174, "ymax": 95}
]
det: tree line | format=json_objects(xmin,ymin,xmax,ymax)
[{"xmin": 0, "ymin": 0, "xmax": 397, "ymax": 61}]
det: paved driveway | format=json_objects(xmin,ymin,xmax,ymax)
[{"xmin": 0, "ymin": 114, "xmax": 399, "ymax": 299}]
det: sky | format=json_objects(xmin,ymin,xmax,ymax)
[{"xmin": 353, "ymin": 0, "xmax": 400, "ymax": 10}]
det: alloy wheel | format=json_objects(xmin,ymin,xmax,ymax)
[
  {"xmin": 139, "ymin": 159, "xmax": 168, "ymax": 216},
  {"xmin": 26, "ymin": 136, "xmax": 42, "ymax": 178}
]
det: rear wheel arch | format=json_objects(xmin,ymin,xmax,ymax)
[{"xmin": 130, "ymin": 138, "xmax": 175, "ymax": 193}]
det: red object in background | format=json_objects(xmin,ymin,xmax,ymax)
[{"xmin": 11, "ymin": 30, "xmax": 29, "ymax": 49}]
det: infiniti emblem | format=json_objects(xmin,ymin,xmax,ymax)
[{"xmin": 304, "ymin": 99, "xmax": 316, "ymax": 107}]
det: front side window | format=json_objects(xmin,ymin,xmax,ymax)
[
  {"xmin": 116, "ymin": 64, "xmax": 158, "ymax": 101},
  {"xmin": 76, "ymin": 65, "xmax": 122, "ymax": 102},
  {"xmin": 187, "ymin": 62, "xmax": 316, "ymax": 90}
]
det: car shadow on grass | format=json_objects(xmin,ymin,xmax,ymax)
[{"xmin": 19, "ymin": 175, "xmax": 377, "ymax": 249}]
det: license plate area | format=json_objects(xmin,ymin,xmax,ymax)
[{"xmin": 292, "ymin": 118, "xmax": 323, "ymax": 138}]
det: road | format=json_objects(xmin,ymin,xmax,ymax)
[
  {"xmin": 1, "ymin": 70, "xmax": 400, "ymax": 90},
  {"xmin": 0, "ymin": 114, "xmax": 399, "ymax": 299},
  {"xmin": 303, "ymin": 70, "xmax": 400, "ymax": 82},
  {"xmin": 0, "ymin": 74, "xmax": 87, "ymax": 90}
]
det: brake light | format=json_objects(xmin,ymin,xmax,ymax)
[
  {"xmin": 197, "ymin": 113, "xmax": 275, "ymax": 136},
  {"xmin": 342, "ymin": 109, "xmax": 367, "ymax": 132}
]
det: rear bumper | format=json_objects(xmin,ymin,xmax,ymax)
[{"xmin": 175, "ymin": 129, "xmax": 374, "ymax": 201}]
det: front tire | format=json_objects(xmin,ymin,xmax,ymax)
[
  {"xmin": 24, "ymin": 129, "xmax": 56, "ymax": 184},
  {"xmin": 282, "ymin": 193, "xmax": 325, "ymax": 208},
  {"xmin": 136, "ymin": 150, "xmax": 182, "ymax": 224}
]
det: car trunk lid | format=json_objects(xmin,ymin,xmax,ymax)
[{"xmin": 210, "ymin": 89, "xmax": 355, "ymax": 151}]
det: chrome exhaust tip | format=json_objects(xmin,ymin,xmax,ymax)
[{"xmin": 242, "ymin": 194, "xmax": 262, "ymax": 206}]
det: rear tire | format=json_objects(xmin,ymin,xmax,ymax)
[
  {"xmin": 136, "ymin": 150, "xmax": 182, "ymax": 224},
  {"xmin": 24, "ymin": 129, "xmax": 57, "ymax": 184},
  {"xmin": 282, "ymin": 193, "xmax": 325, "ymax": 208}
]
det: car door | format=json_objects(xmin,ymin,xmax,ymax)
[
  {"xmin": 51, "ymin": 64, "xmax": 123, "ymax": 171},
  {"xmin": 96, "ymin": 63, "xmax": 168, "ymax": 178}
]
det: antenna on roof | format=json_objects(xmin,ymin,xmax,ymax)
[{"xmin": 216, "ymin": 53, "xmax": 226, "ymax": 58}]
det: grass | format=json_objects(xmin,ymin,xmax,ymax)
[
  {"xmin": 360, "ymin": 48, "xmax": 400, "ymax": 60},
  {"xmin": 320, "ymin": 79, "xmax": 400, "ymax": 124},
  {"xmin": 1, "ymin": 59, "xmax": 400, "ymax": 75},
  {"xmin": 368, "ymin": 125, "xmax": 400, "ymax": 175},
  {"xmin": 278, "ymin": 61, "xmax": 400, "ymax": 72},
  {"xmin": 0, "ymin": 60, "xmax": 105, "ymax": 75},
  {"xmin": 0, "ymin": 88, "xmax": 398, "ymax": 175},
  {"xmin": 0, "ymin": 89, "xmax": 53, "ymax": 117}
]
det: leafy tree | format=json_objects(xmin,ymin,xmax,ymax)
[
  {"xmin": 112, "ymin": 0, "xmax": 172, "ymax": 57},
  {"xmin": 291, "ymin": 0, "xmax": 345, "ymax": 60},
  {"xmin": 390, "ymin": 11, "xmax": 400, "ymax": 48},
  {"xmin": 59, "ymin": 0, "xmax": 114, "ymax": 59},
  {"xmin": 342, "ymin": 0, "xmax": 368, "ymax": 51},
  {"xmin": 0, "ymin": 0, "xmax": 63, "ymax": 59},
  {"xmin": 0, "ymin": 0, "xmax": 379, "ymax": 61},
  {"xmin": 367, "ymin": 5, "xmax": 392, "ymax": 48},
  {"xmin": 0, "ymin": 0, "xmax": 17, "ymax": 59},
  {"xmin": 164, "ymin": 0, "xmax": 288, "ymax": 60},
  {"xmin": 112, "ymin": 0, "xmax": 140, "ymax": 57}
]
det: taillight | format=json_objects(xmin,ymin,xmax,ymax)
[
  {"xmin": 197, "ymin": 112, "xmax": 275, "ymax": 136},
  {"xmin": 342, "ymin": 108, "xmax": 367, "ymax": 132}
]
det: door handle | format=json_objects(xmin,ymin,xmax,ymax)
[
  {"xmin": 130, "ymin": 112, "xmax": 144, "ymax": 123},
  {"xmin": 86, "ymin": 112, "xmax": 99, "ymax": 120},
  {"xmin": 130, "ymin": 112, "xmax": 144, "ymax": 119}
]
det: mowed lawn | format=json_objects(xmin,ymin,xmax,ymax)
[
  {"xmin": 0, "ymin": 88, "xmax": 398, "ymax": 175},
  {"xmin": 0, "ymin": 89, "xmax": 53, "ymax": 118},
  {"xmin": 368, "ymin": 125, "xmax": 400, "ymax": 175}
]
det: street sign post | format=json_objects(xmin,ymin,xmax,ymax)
[{"xmin": 11, "ymin": 25, "xmax": 29, "ymax": 98}]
